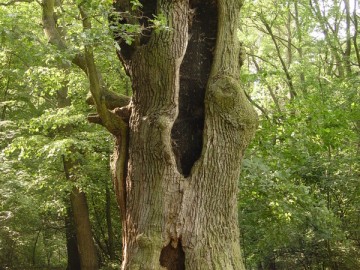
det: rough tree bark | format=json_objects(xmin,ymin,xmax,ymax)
[{"xmin": 89, "ymin": 0, "xmax": 258, "ymax": 269}]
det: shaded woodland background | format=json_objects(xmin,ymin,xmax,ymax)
[{"xmin": 0, "ymin": 0, "xmax": 359, "ymax": 269}]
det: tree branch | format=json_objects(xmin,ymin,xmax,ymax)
[
  {"xmin": 78, "ymin": 3, "xmax": 128, "ymax": 135},
  {"xmin": 260, "ymin": 15, "xmax": 297, "ymax": 99},
  {"xmin": 86, "ymin": 91, "xmax": 130, "ymax": 110},
  {"xmin": 41, "ymin": 0, "xmax": 130, "ymax": 135},
  {"xmin": 310, "ymin": 0, "xmax": 345, "ymax": 76},
  {"xmin": 251, "ymin": 55, "xmax": 283, "ymax": 116},
  {"xmin": 244, "ymin": 90, "xmax": 270, "ymax": 121},
  {"xmin": 87, "ymin": 113, "xmax": 103, "ymax": 126},
  {"xmin": 246, "ymin": 53, "xmax": 278, "ymax": 69},
  {"xmin": 0, "ymin": 0, "xmax": 33, "ymax": 6},
  {"xmin": 252, "ymin": 20, "xmax": 299, "ymax": 51}
]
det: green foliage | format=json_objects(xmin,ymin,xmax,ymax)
[
  {"xmin": 239, "ymin": 0, "xmax": 360, "ymax": 268},
  {"xmin": 1, "ymin": 0, "xmax": 359, "ymax": 269},
  {"xmin": 149, "ymin": 13, "xmax": 170, "ymax": 34},
  {"xmin": 0, "ymin": 0, "xmax": 125, "ymax": 268},
  {"xmin": 130, "ymin": 0, "xmax": 143, "ymax": 11}
]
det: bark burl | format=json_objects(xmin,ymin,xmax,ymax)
[{"xmin": 103, "ymin": 0, "xmax": 258, "ymax": 268}]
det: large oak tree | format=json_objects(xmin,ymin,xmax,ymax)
[
  {"xmin": 85, "ymin": 0, "xmax": 258, "ymax": 268},
  {"xmin": 34, "ymin": 0, "xmax": 258, "ymax": 268}
]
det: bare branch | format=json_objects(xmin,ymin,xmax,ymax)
[
  {"xmin": 246, "ymin": 53, "xmax": 278, "ymax": 69},
  {"xmin": 251, "ymin": 55, "xmax": 283, "ymax": 115},
  {"xmin": 260, "ymin": 15, "xmax": 297, "ymax": 99},
  {"xmin": 244, "ymin": 90, "xmax": 270, "ymax": 121}
]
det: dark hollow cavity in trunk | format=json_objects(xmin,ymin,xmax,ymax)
[
  {"xmin": 171, "ymin": 0, "xmax": 218, "ymax": 177},
  {"xmin": 160, "ymin": 240, "xmax": 185, "ymax": 270}
]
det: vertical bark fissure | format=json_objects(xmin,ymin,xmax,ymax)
[{"xmin": 112, "ymin": 131, "xmax": 128, "ymax": 221}]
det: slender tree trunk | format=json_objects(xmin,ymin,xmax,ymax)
[
  {"xmin": 286, "ymin": 5, "xmax": 292, "ymax": 69},
  {"xmin": 41, "ymin": 2, "xmax": 100, "ymax": 268},
  {"xmin": 251, "ymin": 56, "xmax": 283, "ymax": 116},
  {"xmin": 310, "ymin": 0, "xmax": 345, "ymax": 77},
  {"xmin": 111, "ymin": 0, "xmax": 258, "ymax": 268},
  {"xmin": 32, "ymin": 230, "xmax": 41, "ymax": 266},
  {"xmin": 58, "ymin": 85, "xmax": 99, "ymax": 270},
  {"xmin": 65, "ymin": 206, "xmax": 81, "ymax": 270},
  {"xmin": 260, "ymin": 15, "xmax": 296, "ymax": 100},
  {"xmin": 69, "ymin": 187, "xmax": 99, "ymax": 270},
  {"xmin": 293, "ymin": 0, "xmax": 306, "ymax": 94},
  {"xmin": 62, "ymin": 154, "xmax": 99, "ymax": 270},
  {"xmin": 344, "ymin": 0, "xmax": 352, "ymax": 75},
  {"xmin": 1, "ymin": 54, "xmax": 12, "ymax": 121},
  {"xmin": 353, "ymin": 0, "xmax": 360, "ymax": 67},
  {"xmin": 106, "ymin": 186, "xmax": 116, "ymax": 260}
]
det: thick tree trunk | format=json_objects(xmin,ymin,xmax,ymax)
[{"xmin": 111, "ymin": 0, "xmax": 258, "ymax": 268}]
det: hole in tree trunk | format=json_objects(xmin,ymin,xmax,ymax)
[
  {"xmin": 159, "ymin": 240, "xmax": 185, "ymax": 270},
  {"xmin": 171, "ymin": 0, "xmax": 218, "ymax": 177}
]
